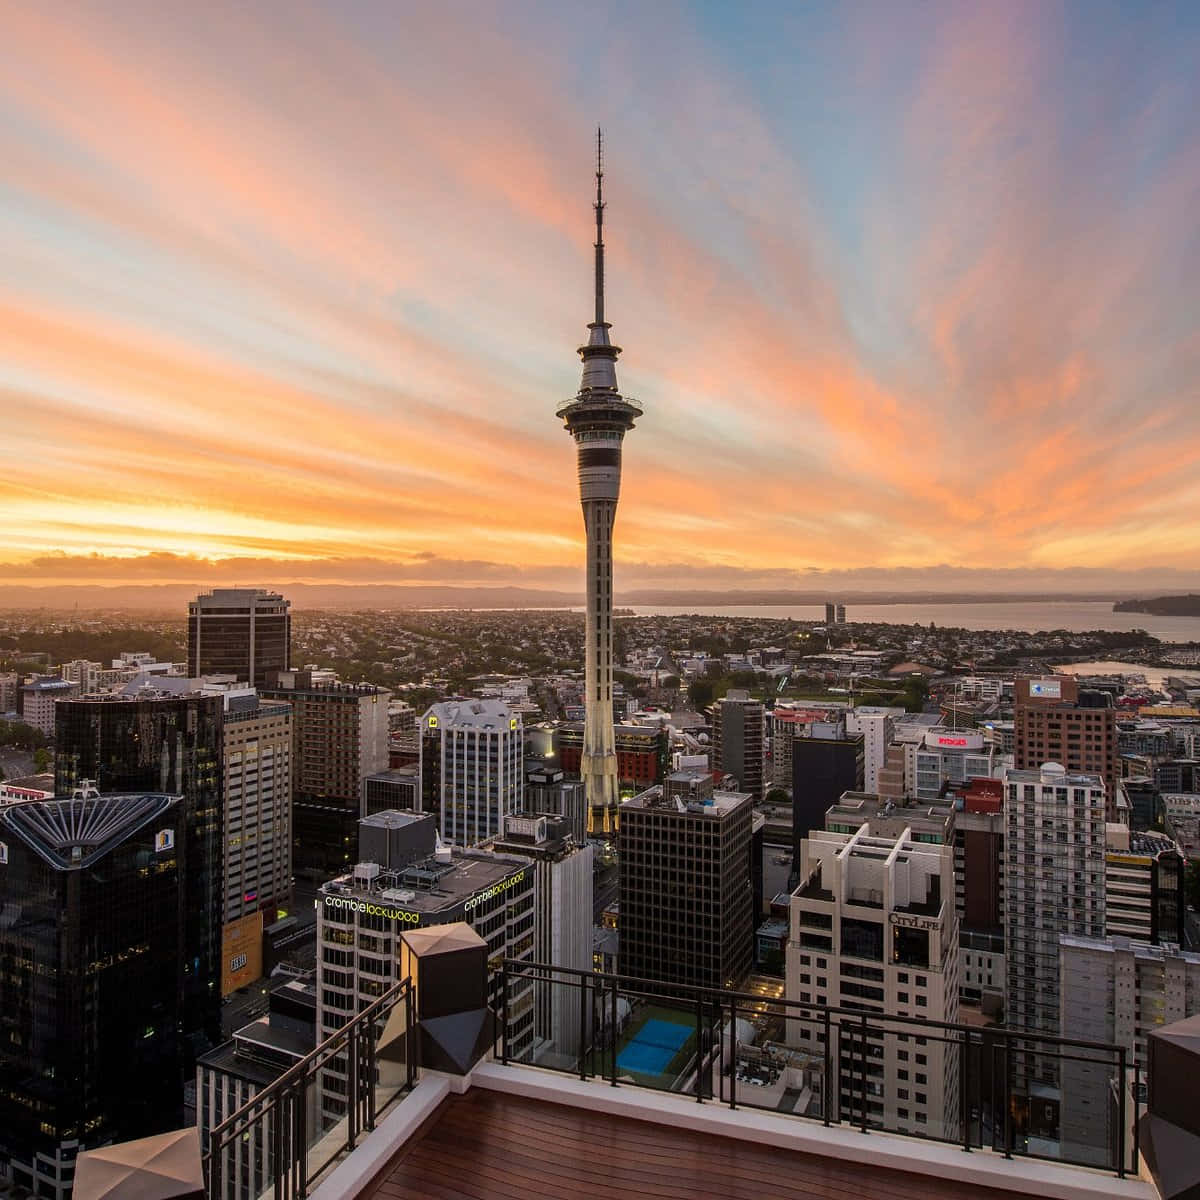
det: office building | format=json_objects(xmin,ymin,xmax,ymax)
[
  {"xmin": 0, "ymin": 672, "xmax": 17, "ymax": 714},
  {"xmin": 791, "ymin": 721, "xmax": 864, "ymax": 861},
  {"xmin": 316, "ymin": 810, "xmax": 535, "ymax": 1110},
  {"xmin": 420, "ymin": 699, "xmax": 522, "ymax": 847},
  {"xmin": 953, "ymin": 780, "xmax": 1006, "ymax": 1015},
  {"xmin": 260, "ymin": 673, "xmax": 389, "ymax": 876},
  {"xmin": 555, "ymin": 721, "xmax": 669, "ymax": 794},
  {"xmin": 0, "ymin": 790, "xmax": 187, "ymax": 1199},
  {"xmin": 19, "ymin": 675, "xmax": 78, "ymax": 736},
  {"xmin": 1060, "ymin": 935, "xmax": 1200, "ymax": 1165},
  {"xmin": 836, "ymin": 604, "xmax": 846, "ymax": 624},
  {"xmin": 618, "ymin": 785, "xmax": 755, "ymax": 992},
  {"xmin": 1014, "ymin": 677, "xmax": 1119, "ymax": 814},
  {"xmin": 1163, "ymin": 792, "xmax": 1200, "ymax": 857},
  {"xmin": 712, "ymin": 690, "xmax": 765, "ymax": 799},
  {"xmin": 913, "ymin": 728, "xmax": 1000, "ymax": 802},
  {"xmin": 554, "ymin": 141, "xmax": 642, "ymax": 836},
  {"xmin": 54, "ymin": 690, "xmax": 224, "ymax": 1052},
  {"xmin": 845, "ymin": 706, "xmax": 902, "ymax": 793},
  {"xmin": 196, "ymin": 975, "xmax": 317, "ymax": 1200},
  {"xmin": 824, "ymin": 602, "xmax": 836, "ymax": 626},
  {"xmin": 364, "ymin": 766, "xmax": 420, "ymax": 816},
  {"xmin": 1004, "ymin": 764, "xmax": 1105, "ymax": 1093},
  {"xmin": 1156, "ymin": 759, "xmax": 1200, "ymax": 794},
  {"xmin": 218, "ymin": 691, "xmax": 293, "ymax": 991},
  {"xmin": 487, "ymin": 812, "xmax": 593, "ymax": 1060},
  {"xmin": 1104, "ymin": 826, "xmax": 1185, "ymax": 946},
  {"xmin": 786, "ymin": 823, "xmax": 960, "ymax": 1139},
  {"xmin": 524, "ymin": 759, "xmax": 587, "ymax": 845},
  {"xmin": 188, "ymin": 588, "xmax": 291, "ymax": 687}
]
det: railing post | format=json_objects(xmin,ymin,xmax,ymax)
[
  {"xmin": 823, "ymin": 1007, "xmax": 831, "ymax": 1127},
  {"xmin": 406, "ymin": 980, "xmax": 416, "ymax": 1090},
  {"xmin": 1002, "ymin": 1031, "xmax": 1013, "ymax": 1160},
  {"xmin": 294, "ymin": 1077, "xmax": 308, "ymax": 1200},
  {"xmin": 961, "ymin": 1028, "xmax": 972, "ymax": 1152},
  {"xmin": 501, "ymin": 963, "xmax": 510, "ymax": 1065},
  {"xmin": 579, "ymin": 970, "xmax": 589, "ymax": 1081},
  {"xmin": 207, "ymin": 1127, "xmax": 221, "ymax": 1200},
  {"xmin": 694, "ymin": 994, "xmax": 705, "ymax": 1103},
  {"xmin": 729, "ymin": 997, "xmax": 738, "ymax": 1111},
  {"xmin": 272, "ymin": 1092, "xmax": 285, "ymax": 1200},
  {"xmin": 1117, "ymin": 1044, "xmax": 1127, "ymax": 1179},
  {"xmin": 346, "ymin": 1024, "xmax": 359, "ymax": 1152},
  {"xmin": 1132, "ymin": 1058, "xmax": 1141, "ymax": 1177},
  {"xmin": 609, "ymin": 974, "xmax": 618, "ymax": 1086},
  {"xmin": 365, "ymin": 1010, "xmax": 378, "ymax": 1133},
  {"xmin": 860, "ymin": 1013, "xmax": 870, "ymax": 1133}
]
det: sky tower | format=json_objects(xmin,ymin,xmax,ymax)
[{"xmin": 556, "ymin": 132, "xmax": 642, "ymax": 836}]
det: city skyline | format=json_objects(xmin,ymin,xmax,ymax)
[{"xmin": 3, "ymin": 1, "xmax": 1200, "ymax": 591}]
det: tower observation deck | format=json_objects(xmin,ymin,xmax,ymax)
[{"xmin": 555, "ymin": 132, "xmax": 642, "ymax": 835}]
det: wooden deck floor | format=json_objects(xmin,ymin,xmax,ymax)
[{"xmin": 366, "ymin": 1088, "xmax": 1030, "ymax": 1200}]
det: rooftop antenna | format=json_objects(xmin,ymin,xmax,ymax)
[{"xmin": 594, "ymin": 126, "xmax": 605, "ymax": 326}]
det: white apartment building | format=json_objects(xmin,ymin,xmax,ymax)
[
  {"xmin": 786, "ymin": 824, "xmax": 960, "ymax": 1140},
  {"xmin": 1003, "ymin": 764, "xmax": 1106, "ymax": 1090},
  {"xmin": 844, "ymin": 707, "xmax": 903, "ymax": 793},
  {"xmin": 420, "ymin": 700, "xmax": 523, "ymax": 847}
]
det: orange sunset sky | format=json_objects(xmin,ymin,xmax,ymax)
[{"xmin": 2, "ymin": 1, "xmax": 1199, "ymax": 595}]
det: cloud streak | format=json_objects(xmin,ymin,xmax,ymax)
[{"xmin": 1, "ymin": 0, "xmax": 1198, "ymax": 586}]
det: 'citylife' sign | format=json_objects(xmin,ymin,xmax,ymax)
[{"xmin": 889, "ymin": 913, "xmax": 939, "ymax": 932}]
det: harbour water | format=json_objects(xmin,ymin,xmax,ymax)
[{"xmin": 624, "ymin": 600, "xmax": 1200, "ymax": 643}]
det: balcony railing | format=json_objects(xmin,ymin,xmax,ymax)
[
  {"xmin": 203, "ymin": 976, "xmax": 415, "ymax": 1200},
  {"xmin": 496, "ymin": 960, "xmax": 1139, "ymax": 1179}
]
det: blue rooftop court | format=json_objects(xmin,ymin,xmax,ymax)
[{"xmin": 616, "ymin": 1016, "xmax": 693, "ymax": 1078}]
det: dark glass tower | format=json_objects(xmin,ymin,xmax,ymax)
[
  {"xmin": 555, "ymin": 132, "xmax": 642, "ymax": 836},
  {"xmin": 0, "ymin": 791, "xmax": 186, "ymax": 1196},
  {"xmin": 188, "ymin": 588, "xmax": 291, "ymax": 686},
  {"xmin": 54, "ymin": 691, "xmax": 224, "ymax": 1053}
]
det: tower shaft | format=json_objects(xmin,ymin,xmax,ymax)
[{"xmin": 556, "ymin": 133, "xmax": 642, "ymax": 836}]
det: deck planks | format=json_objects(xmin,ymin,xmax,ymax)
[{"xmin": 365, "ymin": 1089, "xmax": 1032, "ymax": 1200}]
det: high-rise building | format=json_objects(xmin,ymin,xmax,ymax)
[
  {"xmin": 786, "ymin": 822, "xmax": 960, "ymax": 1139},
  {"xmin": 316, "ymin": 809, "xmax": 536, "ymax": 1110},
  {"xmin": 824, "ymin": 602, "xmax": 836, "ymax": 626},
  {"xmin": 712, "ymin": 690, "xmax": 765, "ymax": 799},
  {"xmin": 1060, "ymin": 935, "xmax": 1200, "ymax": 1165},
  {"xmin": 0, "ymin": 672, "xmax": 17, "ymax": 714},
  {"xmin": 487, "ymin": 812, "xmax": 593, "ymax": 1060},
  {"xmin": 54, "ymin": 690, "xmax": 224, "ymax": 1052},
  {"xmin": 0, "ymin": 790, "xmax": 187, "ymax": 1199},
  {"xmin": 19, "ymin": 675, "xmax": 78, "ymax": 736},
  {"xmin": 260, "ymin": 673, "xmax": 389, "ymax": 876},
  {"xmin": 1014, "ymin": 677, "xmax": 1119, "ymax": 814},
  {"xmin": 790, "ymin": 721, "xmax": 864, "ymax": 861},
  {"xmin": 1156, "ymin": 759, "xmax": 1200, "ymax": 794},
  {"xmin": 363, "ymin": 766, "xmax": 420, "ymax": 816},
  {"xmin": 554, "ymin": 136, "xmax": 642, "ymax": 836},
  {"xmin": 188, "ymin": 588, "xmax": 291, "ymax": 687},
  {"xmin": 912, "ymin": 728, "xmax": 1001, "ymax": 802},
  {"xmin": 217, "ymin": 689, "xmax": 293, "ymax": 988},
  {"xmin": 524, "ymin": 759, "xmax": 587, "ymax": 845},
  {"xmin": 1104, "ymin": 826, "xmax": 1185, "ymax": 946},
  {"xmin": 618, "ymin": 785, "xmax": 754, "ymax": 992},
  {"xmin": 1003, "ymin": 764, "xmax": 1105, "ymax": 1096},
  {"xmin": 844, "ymin": 707, "xmax": 901, "ymax": 793},
  {"xmin": 419, "ymin": 699, "xmax": 523, "ymax": 847}
]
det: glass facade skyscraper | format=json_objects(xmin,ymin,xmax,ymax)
[
  {"xmin": 54, "ymin": 691, "xmax": 224, "ymax": 1053},
  {"xmin": 0, "ymin": 792, "xmax": 187, "ymax": 1199},
  {"xmin": 188, "ymin": 588, "xmax": 291, "ymax": 687}
]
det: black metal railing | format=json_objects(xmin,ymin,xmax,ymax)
[
  {"xmin": 496, "ymin": 960, "xmax": 1140, "ymax": 1179},
  {"xmin": 203, "ymin": 977, "xmax": 415, "ymax": 1200}
]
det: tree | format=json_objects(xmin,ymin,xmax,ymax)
[
  {"xmin": 33, "ymin": 747, "xmax": 52, "ymax": 773},
  {"xmin": 764, "ymin": 787, "xmax": 790, "ymax": 807},
  {"xmin": 688, "ymin": 678, "xmax": 715, "ymax": 710},
  {"xmin": 660, "ymin": 675, "xmax": 680, "ymax": 692}
]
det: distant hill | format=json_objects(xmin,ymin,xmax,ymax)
[{"xmin": 1113, "ymin": 594, "xmax": 1200, "ymax": 616}]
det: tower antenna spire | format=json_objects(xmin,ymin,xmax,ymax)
[{"xmin": 594, "ymin": 126, "xmax": 605, "ymax": 326}]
